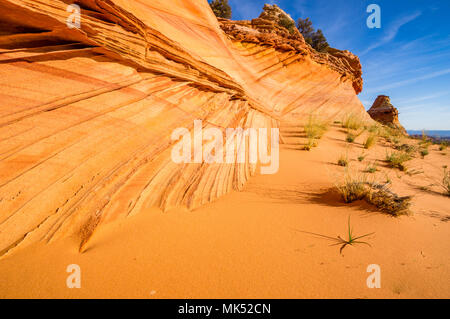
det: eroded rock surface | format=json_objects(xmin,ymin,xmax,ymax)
[
  {"xmin": 0, "ymin": 0, "xmax": 369, "ymax": 255},
  {"xmin": 368, "ymin": 95, "xmax": 406, "ymax": 132}
]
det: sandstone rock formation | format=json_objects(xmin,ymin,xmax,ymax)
[
  {"xmin": 0, "ymin": 0, "xmax": 370, "ymax": 256},
  {"xmin": 368, "ymin": 96, "xmax": 406, "ymax": 132}
]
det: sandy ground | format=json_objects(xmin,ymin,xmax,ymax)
[{"xmin": 0, "ymin": 125, "xmax": 449, "ymax": 298}]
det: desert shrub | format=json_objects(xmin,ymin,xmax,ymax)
[
  {"xmin": 335, "ymin": 173, "xmax": 412, "ymax": 216},
  {"xmin": 209, "ymin": 0, "xmax": 232, "ymax": 19},
  {"xmin": 364, "ymin": 134, "xmax": 377, "ymax": 149},
  {"xmin": 366, "ymin": 186, "xmax": 412, "ymax": 216},
  {"xmin": 439, "ymin": 141, "xmax": 448, "ymax": 151},
  {"xmin": 385, "ymin": 151, "xmax": 411, "ymax": 171}
]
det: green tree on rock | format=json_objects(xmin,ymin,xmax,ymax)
[
  {"xmin": 296, "ymin": 18, "xmax": 314, "ymax": 45},
  {"xmin": 296, "ymin": 18, "xmax": 329, "ymax": 52},
  {"xmin": 278, "ymin": 13, "xmax": 296, "ymax": 34},
  {"xmin": 209, "ymin": 0, "xmax": 232, "ymax": 19},
  {"xmin": 312, "ymin": 29, "xmax": 329, "ymax": 52}
]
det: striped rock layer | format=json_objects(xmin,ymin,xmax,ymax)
[{"xmin": 0, "ymin": 0, "xmax": 369, "ymax": 255}]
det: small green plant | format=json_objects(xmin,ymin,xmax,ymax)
[
  {"xmin": 439, "ymin": 141, "xmax": 448, "ymax": 151},
  {"xmin": 385, "ymin": 151, "xmax": 411, "ymax": 171},
  {"xmin": 346, "ymin": 132, "xmax": 355, "ymax": 143},
  {"xmin": 420, "ymin": 148, "xmax": 429, "ymax": 158},
  {"xmin": 365, "ymin": 162, "xmax": 377, "ymax": 173},
  {"xmin": 358, "ymin": 153, "xmax": 366, "ymax": 162},
  {"xmin": 294, "ymin": 216, "xmax": 374, "ymax": 255},
  {"xmin": 364, "ymin": 134, "xmax": 377, "ymax": 149},
  {"xmin": 337, "ymin": 153, "xmax": 348, "ymax": 167}
]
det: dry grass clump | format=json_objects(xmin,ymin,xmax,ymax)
[
  {"xmin": 303, "ymin": 115, "xmax": 328, "ymax": 150},
  {"xmin": 440, "ymin": 166, "xmax": 450, "ymax": 196},
  {"xmin": 335, "ymin": 171, "xmax": 412, "ymax": 216},
  {"xmin": 366, "ymin": 185, "xmax": 412, "ymax": 217},
  {"xmin": 335, "ymin": 172, "xmax": 368, "ymax": 203},
  {"xmin": 385, "ymin": 151, "xmax": 411, "ymax": 171},
  {"xmin": 303, "ymin": 137, "xmax": 317, "ymax": 151},
  {"xmin": 364, "ymin": 134, "xmax": 378, "ymax": 149},
  {"xmin": 342, "ymin": 113, "xmax": 365, "ymax": 131},
  {"xmin": 439, "ymin": 141, "xmax": 448, "ymax": 151},
  {"xmin": 304, "ymin": 115, "xmax": 328, "ymax": 139},
  {"xmin": 380, "ymin": 126, "xmax": 404, "ymax": 143}
]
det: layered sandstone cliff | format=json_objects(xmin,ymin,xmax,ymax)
[{"xmin": 0, "ymin": 0, "xmax": 369, "ymax": 255}]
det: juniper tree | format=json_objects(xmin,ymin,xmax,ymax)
[{"xmin": 209, "ymin": 0, "xmax": 232, "ymax": 19}]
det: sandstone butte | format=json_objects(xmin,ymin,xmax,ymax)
[
  {"xmin": 368, "ymin": 95, "xmax": 407, "ymax": 133},
  {"xmin": 0, "ymin": 0, "xmax": 371, "ymax": 257}
]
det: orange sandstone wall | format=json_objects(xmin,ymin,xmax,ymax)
[{"xmin": 0, "ymin": 0, "xmax": 368, "ymax": 255}]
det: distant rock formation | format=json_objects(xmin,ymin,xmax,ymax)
[{"xmin": 368, "ymin": 96, "xmax": 406, "ymax": 132}]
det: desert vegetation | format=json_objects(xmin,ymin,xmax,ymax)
[
  {"xmin": 335, "ymin": 169, "xmax": 412, "ymax": 216},
  {"xmin": 364, "ymin": 133, "xmax": 378, "ymax": 149},
  {"xmin": 385, "ymin": 151, "xmax": 411, "ymax": 171},
  {"xmin": 440, "ymin": 166, "xmax": 450, "ymax": 197},
  {"xmin": 209, "ymin": 0, "xmax": 232, "ymax": 19},
  {"xmin": 337, "ymin": 153, "xmax": 349, "ymax": 167},
  {"xmin": 296, "ymin": 17, "xmax": 329, "ymax": 52},
  {"xmin": 303, "ymin": 115, "xmax": 328, "ymax": 150}
]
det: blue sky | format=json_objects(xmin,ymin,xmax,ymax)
[{"xmin": 227, "ymin": 0, "xmax": 450, "ymax": 130}]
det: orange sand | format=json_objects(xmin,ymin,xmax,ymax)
[{"xmin": 1, "ymin": 125, "xmax": 448, "ymax": 299}]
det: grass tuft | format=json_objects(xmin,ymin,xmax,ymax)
[
  {"xmin": 364, "ymin": 134, "xmax": 377, "ymax": 149},
  {"xmin": 440, "ymin": 166, "xmax": 450, "ymax": 197},
  {"xmin": 342, "ymin": 113, "xmax": 365, "ymax": 131},
  {"xmin": 385, "ymin": 151, "xmax": 411, "ymax": 171}
]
